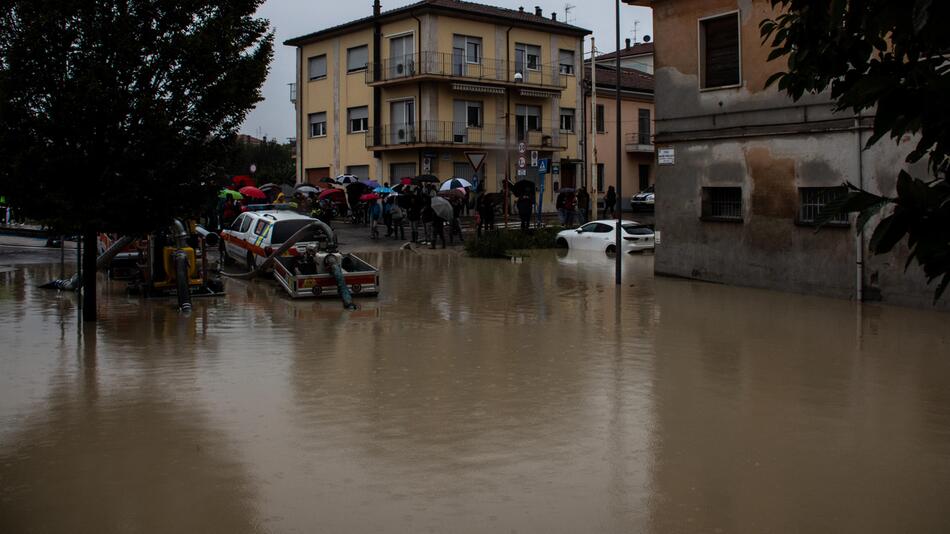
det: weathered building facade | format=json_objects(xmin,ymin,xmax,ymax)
[
  {"xmin": 628, "ymin": 0, "xmax": 947, "ymax": 310},
  {"xmin": 286, "ymin": 0, "xmax": 590, "ymax": 201}
]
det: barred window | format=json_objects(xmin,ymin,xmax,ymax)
[
  {"xmin": 799, "ymin": 187, "xmax": 849, "ymax": 225},
  {"xmin": 702, "ymin": 187, "xmax": 742, "ymax": 221}
]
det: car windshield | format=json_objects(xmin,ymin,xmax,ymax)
[
  {"xmin": 271, "ymin": 219, "xmax": 327, "ymax": 244},
  {"xmin": 622, "ymin": 224, "xmax": 653, "ymax": 235}
]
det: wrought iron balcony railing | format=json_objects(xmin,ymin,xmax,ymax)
[
  {"xmin": 366, "ymin": 121, "xmax": 573, "ymax": 150},
  {"xmin": 367, "ymin": 51, "xmax": 569, "ymax": 90}
]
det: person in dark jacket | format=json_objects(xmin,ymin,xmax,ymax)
[
  {"xmin": 576, "ymin": 187, "xmax": 590, "ymax": 225},
  {"xmin": 516, "ymin": 194, "xmax": 533, "ymax": 231},
  {"xmin": 408, "ymin": 189, "xmax": 423, "ymax": 243},
  {"xmin": 604, "ymin": 186, "xmax": 617, "ymax": 219}
]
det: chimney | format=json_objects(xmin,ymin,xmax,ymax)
[
  {"xmin": 551, "ymin": 12, "xmax": 557, "ymax": 21},
  {"xmin": 626, "ymin": 38, "xmax": 631, "ymax": 49},
  {"xmin": 519, "ymin": 6, "xmax": 524, "ymax": 12},
  {"xmin": 373, "ymin": 0, "xmax": 380, "ymax": 17},
  {"xmin": 535, "ymin": 6, "xmax": 542, "ymax": 17}
]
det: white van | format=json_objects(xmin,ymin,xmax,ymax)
[{"xmin": 221, "ymin": 207, "xmax": 327, "ymax": 270}]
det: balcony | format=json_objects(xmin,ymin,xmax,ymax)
[
  {"xmin": 289, "ymin": 82, "xmax": 297, "ymax": 105},
  {"xmin": 366, "ymin": 52, "xmax": 569, "ymax": 91},
  {"xmin": 625, "ymin": 132, "xmax": 654, "ymax": 153},
  {"xmin": 366, "ymin": 121, "xmax": 572, "ymax": 151}
]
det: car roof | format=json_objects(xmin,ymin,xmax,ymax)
[{"xmin": 246, "ymin": 210, "xmax": 313, "ymax": 223}]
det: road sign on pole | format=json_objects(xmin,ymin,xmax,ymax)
[
  {"xmin": 465, "ymin": 152, "xmax": 487, "ymax": 172},
  {"xmin": 530, "ymin": 151, "xmax": 539, "ymax": 167}
]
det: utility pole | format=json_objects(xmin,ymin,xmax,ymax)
[
  {"xmin": 614, "ymin": 0, "xmax": 623, "ymax": 286},
  {"xmin": 590, "ymin": 37, "xmax": 598, "ymax": 215}
]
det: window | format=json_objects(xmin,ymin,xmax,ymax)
[
  {"xmin": 515, "ymin": 105, "xmax": 542, "ymax": 141},
  {"xmin": 595, "ymin": 104, "xmax": 605, "ymax": 133},
  {"xmin": 559, "ymin": 49, "xmax": 575, "ymax": 75},
  {"xmin": 308, "ymin": 112, "xmax": 327, "ymax": 137},
  {"xmin": 390, "ymin": 163, "xmax": 416, "ymax": 181},
  {"xmin": 596, "ymin": 163, "xmax": 605, "ymax": 192},
  {"xmin": 799, "ymin": 187, "xmax": 849, "ymax": 225},
  {"xmin": 230, "ymin": 214, "xmax": 246, "ymax": 232},
  {"xmin": 240, "ymin": 215, "xmax": 253, "ymax": 233},
  {"xmin": 638, "ymin": 109, "xmax": 652, "ymax": 144},
  {"xmin": 308, "ymin": 54, "xmax": 327, "ymax": 81},
  {"xmin": 348, "ymin": 106, "xmax": 369, "ymax": 133},
  {"xmin": 466, "ymin": 38, "xmax": 482, "ymax": 64},
  {"xmin": 466, "ymin": 102, "xmax": 482, "ymax": 128},
  {"xmin": 560, "ymin": 108, "xmax": 575, "ymax": 133},
  {"xmin": 253, "ymin": 220, "xmax": 268, "ymax": 236},
  {"xmin": 702, "ymin": 187, "xmax": 743, "ymax": 221},
  {"xmin": 515, "ymin": 43, "xmax": 541, "ymax": 73},
  {"xmin": 347, "ymin": 45, "xmax": 368, "ymax": 73},
  {"xmin": 346, "ymin": 165, "xmax": 370, "ymax": 181},
  {"xmin": 580, "ymin": 222, "xmax": 613, "ymax": 233},
  {"xmin": 700, "ymin": 13, "xmax": 740, "ymax": 88}
]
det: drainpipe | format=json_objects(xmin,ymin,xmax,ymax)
[
  {"xmin": 412, "ymin": 11, "xmax": 423, "ymax": 176},
  {"xmin": 855, "ymin": 113, "xmax": 864, "ymax": 302},
  {"xmin": 373, "ymin": 1, "xmax": 382, "ymax": 172}
]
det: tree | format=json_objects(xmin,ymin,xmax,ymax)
[
  {"xmin": 224, "ymin": 137, "xmax": 295, "ymax": 186},
  {"xmin": 761, "ymin": 0, "xmax": 950, "ymax": 302},
  {"xmin": 0, "ymin": 0, "xmax": 273, "ymax": 320}
]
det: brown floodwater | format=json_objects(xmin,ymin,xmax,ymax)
[{"xmin": 1, "ymin": 250, "xmax": 949, "ymax": 533}]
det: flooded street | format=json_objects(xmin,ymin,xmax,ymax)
[{"xmin": 1, "ymin": 250, "xmax": 949, "ymax": 533}]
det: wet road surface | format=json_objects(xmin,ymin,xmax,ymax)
[{"xmin": 1, "ymin": 248, "xmax": 949, "ymax": 533}]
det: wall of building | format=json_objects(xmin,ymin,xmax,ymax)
[
  {"xmin": 586, "ymin": 92, "xmax": 655, "ymax": 205},
  {"xmin": 649, "ymin": 0, "xmax": 949, "ymax": 310}
]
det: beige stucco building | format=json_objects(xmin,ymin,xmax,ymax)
[{"xmin": 286, "ymin": 0, "xmax": 590, "ymax": 199}]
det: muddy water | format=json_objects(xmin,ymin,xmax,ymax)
[{"xmin": 1, "ymin": 250, "xmax": 949, "ymax": 533}]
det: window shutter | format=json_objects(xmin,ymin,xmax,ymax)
[
  {"xmin": 703, "ymin": 15, "xmax": 740, "ymax": 88},
  {"xmin": 309, "ymin": 55, "xmax": 327, "ymax": 80},
  {"xmin": 347, "ymin": 46, "xmax": 368, "ymax": 72}
]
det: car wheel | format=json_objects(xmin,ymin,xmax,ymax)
[
  {"xmin": 556, "ymin": 237, "xmax": 568, "ymax": 248},
  {"xmin": 221, "ymin": 247, "xmax": 235, "ymax": 266},
  {"xmin": 605, "ymin": 244, "xmax": 616, "ymax": 254},
  {"xmin": 246, "ymin": 251, "xmax": 256, "ymax": 271}
]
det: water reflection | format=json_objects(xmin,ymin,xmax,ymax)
[{"xmin": 0, "ymin": 251, "xmax": 948, "ymax": 533}]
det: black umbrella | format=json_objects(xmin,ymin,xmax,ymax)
[
  {"xmin": 413, "ymin": 174, "xmax": 439, "ymax": 183},
  {"xmin": 511, "ymin": 179, "xmax": 536, "ymax": 197}
]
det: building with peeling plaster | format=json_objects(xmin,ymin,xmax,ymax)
[{"xmin": 626, "ymin": 0, "xmax": 948, "ymax": 310}]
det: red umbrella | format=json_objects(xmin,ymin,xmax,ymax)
[
  {"xmin": 318, "ymin": 188, "xmax": 345, "ymax": 201},
  {"xmin": 239, "ymin": 186, "xmax": 266, "ymax": 199},
  {"xmin": 400, "ymin": 177, "xmax": 412, "ymax": 186},
  {"xmin": 232, "ymin": 175, "xmax": 255, "ymax": 188},
  {"xmin": 359, "ymin": 193, "xmax": 380, "ymax": 202}
]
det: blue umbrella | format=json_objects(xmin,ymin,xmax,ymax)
[
  {"xmin": 360, "ymin": 179, "xmax": 380, "ymax": 188},
  {"xmin": 374, "ymin": 186, "xmax": 393, "ymax": 194}
]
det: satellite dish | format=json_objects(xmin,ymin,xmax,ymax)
[{"xmin": 643, "ymin": 35, "xmax": 651, "ymax": 43}]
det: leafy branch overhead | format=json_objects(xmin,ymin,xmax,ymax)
[{"xmin": 761, "ymin": 0, "xmax": 950, "ymax": 302}]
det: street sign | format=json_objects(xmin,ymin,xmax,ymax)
[
  {"xmin": 517, "ymin": 169, "xmax": 527, "ymax": 177},
  {"xmin": 423, "ymin": 157, "xmax": 432, "ymax": 174},
  {"xmin": 538, "ymin": 159, "xmax": 549, "ymax": 174},
  {"xmin": 465, "ymin": 151, "xmax": 487, "ymax": 172},
  {"xmin": 658, "ymin": 146, "xmax": 675, "ymax": 165},
  {"xmin": 517, "ymin": 156, "xmax": 527, "ymax": 169},
  {"xmin": 552, "ymin": 163, "xmax": 560, "ymax": 175},
  {"xmin": 530, "ymin": 151, "xmax": 539, "ymax": 167},
  {"xmin": 518, "ymin": 142, "xmax": 527, "ymax": 154}
]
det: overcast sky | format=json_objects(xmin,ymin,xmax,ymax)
[{"xmin": 239, "ymin": 0, "xmax": 654, "ymax": 141}]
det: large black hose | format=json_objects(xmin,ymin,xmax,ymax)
[
  {"xmin": 174, "ymin": 250, "xmax": 192, "ymax": 311},
  {"xmin": 325, "ymin": 255, "xmax": 358, "ymax": 310},
  {"xmin": 221, "ymin": 219, "xmax": 336, "ymax": 280}
]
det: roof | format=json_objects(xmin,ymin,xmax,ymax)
[
  {"xmin": 285, "ymin": 0, "xmax": 591, "ymax": 47},
  {"xmin": 584, "ymin": 64, "xmax": 654, "ymax": 94},
  {"xmin": 594, "ymin": 42, "xmax": 654, "ymax": 62}
]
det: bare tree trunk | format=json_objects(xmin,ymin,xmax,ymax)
[{"xmin": 82, "ymin": 228, "xmax": 97, "ymax": 322}]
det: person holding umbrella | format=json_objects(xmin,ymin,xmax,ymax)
[
  {"xmin": 576, "ymin": 186, "xmax": 591, "ymax": 225},
  {"xmin": 516, "ymin": 194, "xmax": 533, "ymax": 231},
  {"xmin": 429, "ymin": 196, "xmax": 454, "ymax": 249}
]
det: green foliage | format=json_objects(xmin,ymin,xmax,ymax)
[
  {"xmin": 223, "ymin": 139, "xmax": 295, "ymax": 186},
  {"xmin": 763, "ymin": 0, "xmax": 950, "ymax": 301},
  {"xmin": 0, "ymin": 0, "xmax": 274, "ymax": 234},
  {"xmin": 464, "ymin": 227, "xmax": 564, "ymax": 258}
]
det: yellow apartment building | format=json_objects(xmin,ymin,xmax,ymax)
[{"xmin": 285, "ymin": 0, "xmax": 590, "ymax": 198}]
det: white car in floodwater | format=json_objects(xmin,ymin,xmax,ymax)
[{"xmin": 556, "ymin": 220, "xmax": 655, "ymax": 254}]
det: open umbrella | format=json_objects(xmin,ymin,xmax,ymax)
[
  {"xmin": 258, "ymin": 183, "xmax": 279, "ymax": 191},
  {"xmin": 296, "ymin": 185, "xmax": 321, "ymax": 195},
  {"xmin": 318, "ymin": 188, "xmax": 345, "ymax": 201},
  {"xmin": 440, "ymin": 178, "xmax": 473, "ymax": 191},
  {"xmin": 400, "ymin": 177, "xmax": 413, "ymax": 186},
  {"xmin": 511, "ymin": 179, "xmax": 536, "ymax": 197},
  {"xmin": 319, "ymin": 176, "xmax": 336, "ymax": 184},
  {"xmin": 438, "ymin": 188, "xmax": 465, "ymax": 200},
  {"xmin": 239, "ymin": 186, "xmax": 266, "ymax": 200},
  {"xmin": 359, "ymin": 193, "xmax": 380, "ymax": 202},
  {"xmin": 430, "ymin": 196, "xmax": 454, "ymax": 221},
  {"xmin": 413, "ymin": 174, "xmax": 439, "ymax": 184},
  {"xmin": 374, "ymin": 186, "xmax": 393, "ymax": 194},
  {"xmin": 359, "ymin": 179, "xmax": 380, "ymax": 188},
  {"xmin": 219, "ymin": 189, "xmax": 243, "ymax": 200},
  {"xmin": 335, "ymin": 174, "xmax": 359, "ymax": 185},
  {"xmin": 232, "ymin": 175, "xmax": 255, "ymax": 188}
]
